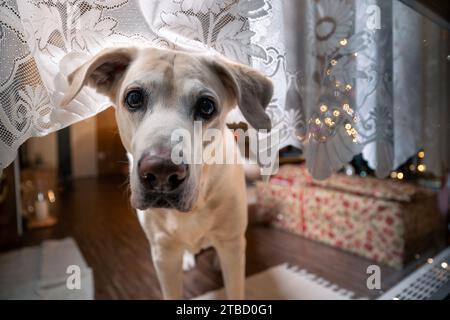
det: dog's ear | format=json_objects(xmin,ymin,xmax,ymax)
[
  {"xmin": 61, "ymin": 47, "xmax": 138, "ymax": 106},
  {"xmin": 209, "ymin": 58, "xmax": 273, "ymax": 131}
]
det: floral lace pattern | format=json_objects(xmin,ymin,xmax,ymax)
[{"xmin": 0, "ymin": 0, "xmax": 448, "ymax": 179}]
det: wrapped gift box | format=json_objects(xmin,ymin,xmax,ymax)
[{"xmin": 256, "ymin": 165, "xmax": 445, "ymax": 268}]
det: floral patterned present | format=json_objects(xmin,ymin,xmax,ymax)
[
  {"xmin": 274, "ymin": 165, "xmax": 420, "ymax": 202},
  {"xmin": 256, "ymin": 165, "xmax": 444, "ymax": 268}
]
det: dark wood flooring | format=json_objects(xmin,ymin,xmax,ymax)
[{"xmin": 1, "ymin": 177, "xmax": 439, "ymax": 299}]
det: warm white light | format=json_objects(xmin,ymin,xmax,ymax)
[
  {"xmin": 427, "ymin": 258, "xmax": 434, "ymax": 264},
  {"xmin": 390, "ymin": 172, "xmax": 397, "ymax": 179},
  {"xmin": 417, "ymin": 164, "xmax": 426, "ymax": 172},
  {"xmin": 441, "ymin": 262, "xmax": 448, "ymax": 269},
  {"xmin": 340, "ymin": 39, "xmax": 348, "ymax": 46},
  {"xmin": 345, "ymin": 84, "xmax": 352, "ymax": 91},
  {"xmin": 320, "ymin": 104, "xmax": 328, "ymax": 113},
  {"xmin": 418, "ymin": 150, "xmax": 425, "ymax": 158},
  {"xmin": 315, "ymin": 118, "xmax": 321, "ymax": 125},
  {"xmin": 324, "ymin": 118, "xmax": 335, "ymax": 127},
  {"xmin": 331, "ymin": 59, "xmax": 337, "ymax": 66},
  {"xmin": 397, "ymin": 172, "xmax": 404, "ymax": 180},
  {"xmin": 48, "ymin": 190, "xmax": 56, "ymax": 203},
  {"xmin": 342, "ymin": 103, "xmax": 354, "ymax": 116}
]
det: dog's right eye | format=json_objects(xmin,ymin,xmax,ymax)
[
  {"xmin": 194, "ymin": 97, "xmax": 216, "ymax": 121},
  {"xmin": 125, "ymin": 90, "xmax": 144, "ymax": 110}
]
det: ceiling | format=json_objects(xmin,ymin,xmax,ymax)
[
  {"xmin": 400, "ymin": 0, "xmax": 450, "ymax": 29},
  {"xmin": 417, "ymin": 0, "xmax": 450, "ymax": 22}
]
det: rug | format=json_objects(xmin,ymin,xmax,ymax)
[
  {"xmin": 0, "ymin": 238, "xmax": 94, "ymax": 299},
  {"xmin": 194, "ymin": 264, "xmax": 359, "ymax": 300}
]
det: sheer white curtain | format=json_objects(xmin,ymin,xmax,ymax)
[{"xmin": 0, "ymin": 0, "xmax": 448, "ymax": 178}]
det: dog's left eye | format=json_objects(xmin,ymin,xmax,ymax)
[
  {"xmin": 125, "ymin": 90, "xmax": 144, "ymax": 110},
  {"xmin": 194, "ymin": 97, "xmax": 216, "ymax": 121}
]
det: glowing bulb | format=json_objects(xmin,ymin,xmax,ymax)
[
  {"xmin": 441, "ymin": 262, "xmax": 448, "ymax": 269},
  {"xmin": 427, "ymin": 258, "xmax": 434, "ymax": 264},
  {"xmin": 418, "ymin": 150, "xmax": 425, "ymax": 158},
  {"xmin": 345, "ymin": 123, "xmax": 352, "ymax": 130},
  {"xmin": 340, "ymin": 38, "xmax": 348, "ymax": 46},
  {"xmin": 324, "ymin": 117, "xmax": 334, "ymax": 127},
  {"xmin": 315, "ymin": 118, "xmax": 321, "ymax": 125},
  {"xmin": 48, "ymin": 190, "xmax": 56, "ymax": 203},
  {"xmin": 333, "ymin": 110, "xmax": 340, "ymax": 117},
  {"xmin": 326, "ymin": 69, "xmax": 332, "ymax": 76},
  {"xmin": 397, "ymin": 172, "xmax": 404, "ymax": 180},
  {"xmin": 331, "ymin": 59, "xmax": 337, "ymax": 66},
  {"xmin": 417, "ymin": 164, "xmax": 426, "ymax": 172},
  {"xmin": 320, "ymin": 104, "xmax": 328, "ymax": 113},
  {"xmin": 354, "ymin": 53, "xmax": 358, "ymax": 57},
  {"xmin": 390, "ymin": 172, "xmax": 397, "ymax": 179},
  {"xmin": 345, "ymin": 84, "xmax": 352, "ymax": 91},
  {"xmin": 335, "ymin": 81, "xmax": 341, "ymax": 87}
]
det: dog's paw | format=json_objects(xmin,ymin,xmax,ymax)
[{"xmin": 182, "ymin": 251, "xmax": 196, "ymax": 271}]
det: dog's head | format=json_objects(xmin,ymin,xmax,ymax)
[{"xmin": 63, "ymin": 47, "xmax": 272, "ymax": 212}]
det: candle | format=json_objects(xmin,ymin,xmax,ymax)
[{"xmin": 35, "ymin": 192, "xmax": 49, "ymax": 220}]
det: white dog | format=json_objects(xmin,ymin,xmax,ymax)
[{"xmin": 62, "ymin": 47, "xmax": 273, "ymax": 299}]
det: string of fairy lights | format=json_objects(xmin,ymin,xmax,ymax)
[
  {"xmin": 301, "ymin": 36, "xmax": 433, "ymax": 185},
  {"xmin": 307, "ymin": 37, "xmax": 359, "ymax": 144},
  {"xmin": 390, "ymin": 149, "xmax": 427, "ymax": 180}
]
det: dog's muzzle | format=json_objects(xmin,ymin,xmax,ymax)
[{"xmin": 134, "ymin": 153, "xmax": 191, "ymax": 211}]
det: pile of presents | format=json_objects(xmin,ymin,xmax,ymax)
[{"xmin": 255, "ymin": 165, "xmax": 446, "ymax": 268}]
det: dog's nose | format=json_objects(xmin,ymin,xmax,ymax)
[{"xmin": 138, "ymin": 154, "xmax": 187, "ymax": 192}]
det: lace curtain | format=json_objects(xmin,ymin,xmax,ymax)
[{"xmin": 1, "ymin": 0, "xmax": 449, "ymax": 179}]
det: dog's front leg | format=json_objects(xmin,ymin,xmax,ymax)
[
  {"xmin": 151, "ymin": 243, "xmax": 184, "ymax": 299},
  {"xmin": 214, "ymin": 236, "xmax": 246, "ymax": 300}
]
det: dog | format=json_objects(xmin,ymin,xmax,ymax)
[{"xmin": 62, "ymin": 47, "xmax": 273, "ymax": 299}]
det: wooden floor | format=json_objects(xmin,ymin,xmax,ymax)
[{"xmin": 1, "ymin": 177, "xmax": 436, "ymax": 299}]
